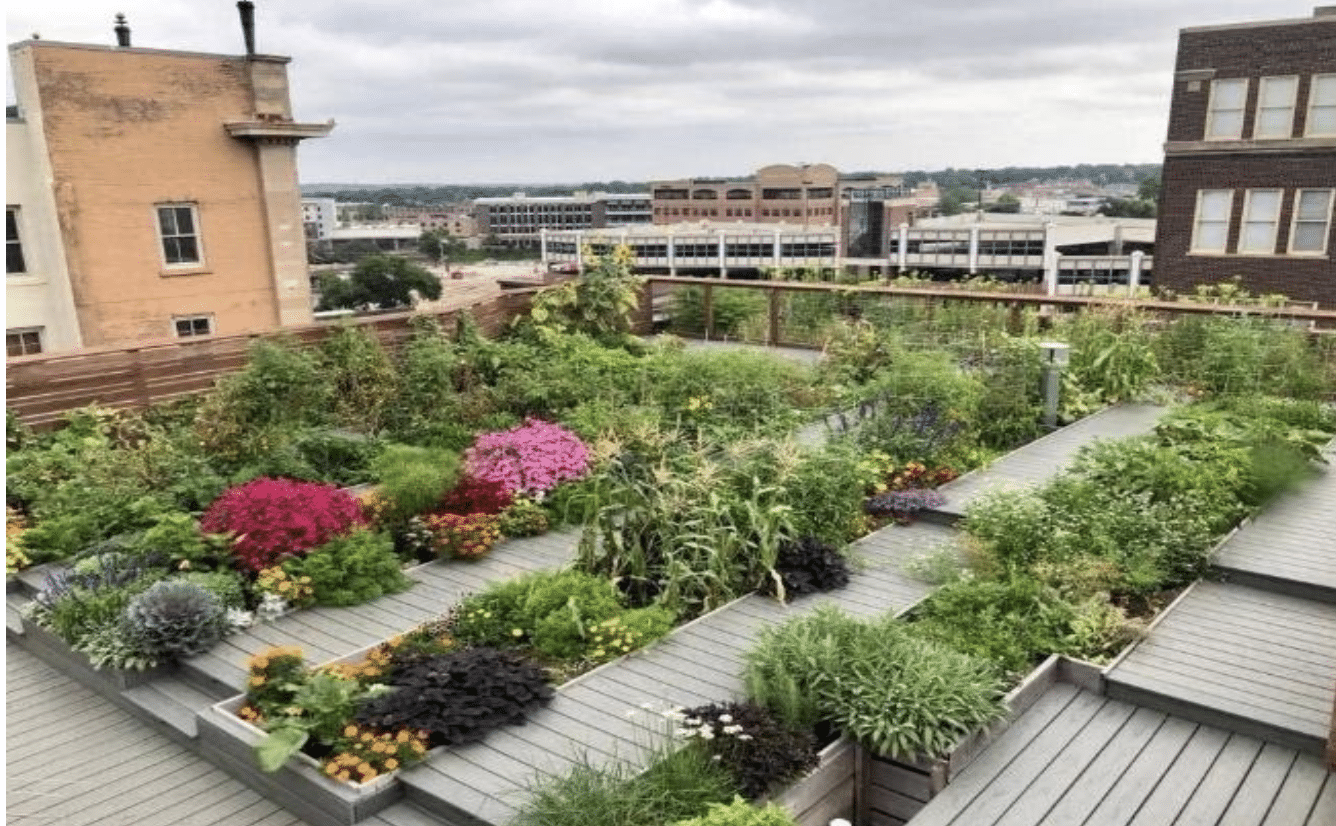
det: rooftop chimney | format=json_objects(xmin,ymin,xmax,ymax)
[
  {"xmin": 114, "ymin": 13, "xmax": 130, "ymax": 47},
  {"xmin": 238, "ymin": 1, "xmax": 256, "ymax": 55}
]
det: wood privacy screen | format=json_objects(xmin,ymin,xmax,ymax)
[{"xmin": 6, "ymin": 290, "xmax": 539, "ymax": 430}]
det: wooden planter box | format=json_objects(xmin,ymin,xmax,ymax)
[
  {"xmin": 772, "ymin": 736, "xmax": 857, "ymax": 826},
  {"xmin": 861, "ymin": 653, "xmax": 1085, "ymax": 826},
  {"xmin": 197, "ymin": 638, "xmax": 414, "ymax": 826},
  {"xmin": 17, "ymin": 612, "xmax": 172, "ymax": 691},
  {"xmin": 199, "ymin": 694, "xmax": 403, "ymax": 826}
]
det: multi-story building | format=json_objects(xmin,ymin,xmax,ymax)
[
  {"xmin": 650, "ymin": 163, "xmax": 847, "ymax": 225},
  {"xmin": 474, "ymin": 191, "xmax": 651, "ymax": 247},
  {"xmin": 301, "ymin": 197, "xmax": 338, "ymax": 241},
  {"xmin": 6, "ymin": 7, "xmax": 332, "ymax": 353},
  {"xmin": 1153, "ymin": 7, "xmax": 1336, "ymax": 306}
]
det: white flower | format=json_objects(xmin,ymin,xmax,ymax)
[
  {"xmin": 736, "ymin": 734, "xmax": 753, "ymax": 741},
  {"xmin": 717, "ymin": 714, "xmax": 733, "ymax": 724},
  {"xmin": 225, "ymin": 608, "xmax": 255, "ymax": 631},
  {"xmin": 698, "ymin": 729, "xmax": 714, "ymax": 740},
  {"xmin": 723, "ymin": 724, "xmax": 744, "ymax": 735}
]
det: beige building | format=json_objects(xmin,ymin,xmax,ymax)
[{"xmin": 5, "ymin": 10, "xmax": 331, "ymax": 354}]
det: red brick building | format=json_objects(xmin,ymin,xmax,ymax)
[{"xmin": 1154, "ymin": 8, "xmax": 1336, "ymax": 306}]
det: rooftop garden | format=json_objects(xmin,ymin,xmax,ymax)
[{"xmin": 7, "ymin": 249, "xmax": 1335, "ymax": 820}]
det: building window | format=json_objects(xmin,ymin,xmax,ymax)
[
  {"xmin": 7, "ymin": 327, "xmax": 43, "ymax": 357},
  {"xmin": 174, "ymin": 314, "xmax": 213, "ymax": 338},
  {"xmin": 7, "ymin": 207, "xmax": 26, "ymax": 274},
  {"xmin": 1254, "ymin": 76, "xmax": 1298, "ymax": 138},
  {"xmin": 1290, "ymin": 189, "xmax": 1334, "ymax": 254},
  {"xmin": 1306, "ymin": 74, "xmax": 1336, "ymax": 137},
  {"xmin": 1190, "ymin": 190, "xmax": 1233, "ymax": 253},
  {"xmin": 157, "ymin": 204, "xmax": 201, "ymax": 266},
  {"xmin": 1205, "ymin": 78, "xmax": 1248, "ymax": 139},
  {"xmin": 1239, "ymin": 189, "xmax": 1283, "ymax": 254}
]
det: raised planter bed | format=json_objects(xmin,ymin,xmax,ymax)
[
  {"xmin": 16, "ymin": 611, "xmax": 173, "ymax": 692},
  {"xmin": 772, "ymin": 736, "xmax": 857, "ymax": 826}
]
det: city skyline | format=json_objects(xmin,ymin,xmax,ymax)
[{"xmin": 5, "ymin": 0, "xmax": 1315, "ymax": 184}]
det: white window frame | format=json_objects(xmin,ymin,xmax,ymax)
[
  {"xmin": 1238, "ymin": 189, "xmax": 1284, "ymax": 255},
  {"xmin": 156, "ymin": 203, "xmax": 203, "ymax": 268},
  {"xmin": 7, "ymin": 327, "xmax": 44, "ymax": 357},
  {"xmin": 1288, "ymin": 189, "xmax": 1334, "ymax": 256},
  {"xmin": 1306, "ymin": 74, "xmax": 1336, "ymax": 137},
  {"xmin": 7, "ymin": 206, "xmax": 27, "ymax": 275},
  {"xmin": 1190, "ymin": 189, "xmax": 1233, "ymax": 254},
  {"xmin": 1253, "ymin": 76, "xmax": 1298, "ymax": 139},
  {"xmin": 1205, "ymin": 78, "xmax": 1248, "ymax": 140},
  {"xmin": 172, "ymin": 314, "xmax": 213, "ymax": 338}
]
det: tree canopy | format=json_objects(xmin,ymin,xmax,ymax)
[{"xmin": 316, "ymin": 254, "xmax": 442, "ymax": 311}]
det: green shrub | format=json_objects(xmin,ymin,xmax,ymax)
[
  {"xmin": 120, "ymin": 579, "xmax": 228, "ymax": 660},
  {"xmin": 177, "ymin": 570, "xmax": 247, "ymax": 610},
  {"xmin": 743, "ymin": 606, "xmax": 1005, "ymax": 758},
  {"xmin": 371, "ymin": 444, "xmax": 461, "ymax": 525},
  {"xmin": 498, "ymin": 497, "xmax": 550, "ymax": 537},
  {"xmin": 318, "ymin": 326, "xmax": 399, "ymax": 433},
  {"xmin": 515, "ymin": 743, "xmax": 734, "ymax": 826},
  {"xmin": 671, "ymin": 799, "xmax": 798, "ymax": 826},
  {"xmin": 286, "ymin": 529, "xmax": 410, "ymax": 607}
]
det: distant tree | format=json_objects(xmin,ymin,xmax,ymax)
[
  {"xmin": 1137, "ymin": 175, "xmax": 1161, "ymax": 203},
  {"xmin": 985, "ymin": 193, "xmax": 1022, "ymax": 213},
  {"xmin": 1098, "ymin": 198, "xmax": 1156, "ymax": 219},
  {"xmin": 938, "ymin": 190, "xmax": 967, "ymax": 216},
  {"xmin": 316, "ymin": 254, "xmax": 441, "ymax": 311},
  {"xmin": 418, "ymin": 230, "xmax": 465, "ymax": 262}
]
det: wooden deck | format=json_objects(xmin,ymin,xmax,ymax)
[
  {"xmin": 929, "ymin": 403, "xmax": 1165, "ymax": 521},
  {"xmin": 6, "ymin": 642, "xmax": 315, "ymax": 826},
  {"xmin": 181, "ymin": 529, "xmax": 581, "ymax": 696},
  {"xmin": 1214, "ymin": 456, "xmax": 1336, "ymax": 603},
  {"xmin": 396, "ymin": 520, "xmax": 952, "ymax": 824},
  {"xmin": 1105, "ymin": 581, "xmax": 1336, "ymax": 757},
  {"xmin": 905, "ymin": 682, "xmax": 1333, "ymax": 826}
]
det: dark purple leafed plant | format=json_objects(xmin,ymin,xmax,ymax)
[{"xmin": 864, "ymin": 489, "xmax": 946, "ymax": 524}]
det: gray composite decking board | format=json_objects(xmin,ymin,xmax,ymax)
[
  {"xmin": 1025, "ymin": 706, "xmax": 1172, "ymax": 826},
  {"xmin": 1261, "ymin": 757, "xmax": 1332, "ymax": 826},
  {"xmin": 1306, "ymin": 776, "xmax": 1336, "ymax": 826},
  {"xmin": 1168, "ymin": 733, "xmax": 1268, "ymax": 825},
  {"xmin": 1214, "ymin": 460, "xmax": 1336, "ymax": 594},
  {"xmin": 1075, "ymin": 715, "xmax": 1200, "ymax": 825},
  {"xmin": 5, "ymin": 643, "xmax": 315, "ymax": 826},
  {"xmin": 1110, "ymin": 661, "xmax": 1330, "ymax": 736},
  {"xmin": 1107, "ymin": 582, "xmax": 1336, "ymax": 742},
  {"xmin": 906, "ymin": 686, "xmax": 1334, "ymax": 826},
  {"xmin": 908, "ymin": 681, "xmax": 1106, "ymax": 823},
  {"xmin": 930, "ymin": 404, "xmax": 1166, "ymax": 518},
  {"xmin": 1217, "ymin": 743, "xmax": 1300, "ymax": 826},
  {"xmin": 1123, "ymin": 724, "xmax": 1234, "ymax": 826}
]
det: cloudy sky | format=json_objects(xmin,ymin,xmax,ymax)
[{"xmin": 4, "ymin": 1, "xmax": 1314, "ymax": 184}]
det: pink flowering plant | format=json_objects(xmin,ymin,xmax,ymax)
[
  {"xmin": 463, "ymin": 419, "xmax": 590, "ymax": 499},
  {"xmin": 201, "ymin": 477, "xmax": 367, "ymax": 573}
]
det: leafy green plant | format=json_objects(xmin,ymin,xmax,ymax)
[
  {"xmin": 675, "ymin": 701, "xmax": 818, "ymax": 800},
  {"xmin": 524, "ymin": 245, "xmax": 641, "ymax": 343},
  {"xmin": 671, "ymin": 798, "xmax": 799, "ymax": 826},
  {"xmin": 670, "ymin": 286, "xmax": 767, "ymax": 338},
  {"xmin": 317, "ymin": 326, "xmax": 399, "ymax": 433},
  {"xmin": 120, "ymin": 579, "xmax": 228, "ymax": 660},
  {"xmin": 370, "ymin": 444, "xmax": 462, "ymax": 525},
  {"xmin": 498, "ymin": 496, "xmax": 550, "ymax": 537},
  {"xmin": 743, "ymin": 606, "xmax": 1005, "ymax": 758},
  {"xmin": 285, "ymin": 529, "xmax": 410, "ymax": 607},
  {"xmin": 177, "ymin": 570, "xmax": 247, "ymax": 610}
]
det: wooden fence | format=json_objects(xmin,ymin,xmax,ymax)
[
  {"xmin": 11, "ymin": 276, "xmax": 1336, "ymax": 430},
  {"xmin": 6, "ymin": 290, "xmax": 540, "ymax": 430},
  {"xmin": 643, "ymin": 276, "xmax": 1336, "ymax": 346}
]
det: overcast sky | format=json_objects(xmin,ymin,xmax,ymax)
[{"xmin": 4, "ymin": 1, "xmax": 1316, "ymax": 184}]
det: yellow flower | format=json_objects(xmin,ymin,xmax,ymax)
[
  {"xmin": 336, "ymin": 771, "xmax": 351, "ymax": 782},
  {"xmin": 385, "ymin": 758, "xmax": 399, "ymax": 770},
  {"xmin": 249, "ymin": 676, "xmax": 266, "ymax": 686},
  {"xmin": 411, "ymin": 742, "xmax": 426, "ymax": 755},
  {"xmin": 396, "ymin": 730, "xmax": 411, "ymax": 743},
  {"xmin": 344, "ymin": 725, "xmax": 358, "ymax": 737},
  {"xmin": 361, "ymin": 732, "xmax": 374, "ymax": 742}
]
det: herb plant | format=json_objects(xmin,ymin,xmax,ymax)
[{"xmin": 284, "ymin": 528, "xmax": 410, "ymax": 607}]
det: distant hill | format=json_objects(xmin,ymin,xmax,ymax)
[{"xmin": 302, "ymin": 163, "xmax": 1160, "ymax": 204}]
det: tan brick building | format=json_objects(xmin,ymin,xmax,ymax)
[
  {"xmin": 6, "ymin": 11, "xmax": 332, "ymax": 353},
  {"xmin": 1154, "ymin": 8, "xmax": 1336, "ymax": 306}
]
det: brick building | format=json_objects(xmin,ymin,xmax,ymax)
[
  {"xmin": 6, "ymin": 6, "xmax": 331, "ymax": 353},
  {"xmin": 1154, "ymin": 8, "xmax": 1336, "ymax": 306}
]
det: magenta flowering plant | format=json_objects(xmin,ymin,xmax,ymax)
[
  {"xmin": 201, "ymin": 477, "xmax": 367, "ymax": 573},
  {"xmin": 463, "ymin": 419, "xmax": 589, "ymax": 499}
]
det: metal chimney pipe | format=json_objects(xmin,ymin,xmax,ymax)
[
  {"xmin": 237, "ymin": 1, "xmax": 256, "ymax": 55},
  {"xmin": 114, "ymin": 13, "xmax": 131, "ymax": 47}
]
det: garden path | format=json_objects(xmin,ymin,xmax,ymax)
[
  {"xmin": 1105, "ymin": 449, "xmax": 1336, "ymax": 760},
  {"xmin": 905, "ymin": 681, "xmax": 1333, "ymax": 826},
  {"xmin": 5, "ymin": 641, "xmax": 315, "ymax": 826},
  {"xmin": 928, "ymin": 403, "xmax": 1167, "ymax": 522}
]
